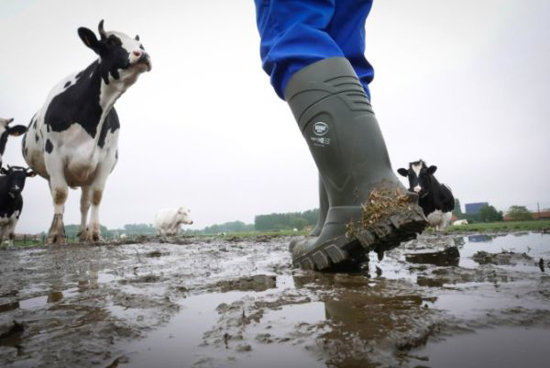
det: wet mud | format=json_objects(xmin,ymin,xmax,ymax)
[{"xmin": 1, "ymin": 232, "xmax": 549, "ymax": 367}]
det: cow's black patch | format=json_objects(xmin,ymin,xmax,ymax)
[
  {"xmin": 45, "ymin": 139, "xmax": 54, "ymax": 153},
  {"xmin": 44, "ymin": 60, "xmax": 120, "ymax": 144},
  {"xmin": 64, "ymin": 81, "xmax": 71, "ymax": 88},
  {"xmin": 35, "ymin": 134, "xmax": 39, "ymax": 143},
  {"xmin": 0, "ymin": 130, "xmax": 9, "ymax": 155},
  {"xmin": 98, "ymin": 109, "xmax": 120, "ymax": 148},
  {"xmin": 0, "ymin": 131, "xmax": 10, "ymax": 152},
  {"xmin": 0, "ymin": 167, "xmax": 28, "ymax": 220},
  {"xmin": 44, "ymin": 62, "xmax": 103, "ymax": 136}
]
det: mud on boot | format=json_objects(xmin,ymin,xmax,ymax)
[{"xmin": 292, "ymin": 187, "xmax": 427, "ymax": 271}]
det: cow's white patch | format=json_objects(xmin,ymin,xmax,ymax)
[{"xmin": 412, "ymin": 163, "xmax": 422, "ymax": 178}]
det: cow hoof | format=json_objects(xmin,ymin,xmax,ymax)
[
  {"xmin": 77, "ymin": 231, "xmax": 88, "ymax": 243},
  {"xmin": 47, "ymin": 235, "xmax": 66, "ymax": 245},
  {"xmin": 86, "ymin": 232, "xmax": 104, "ymax": 243}
]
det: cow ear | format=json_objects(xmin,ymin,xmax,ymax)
[
  {"xmin": 397, "ymin": 168, "xmax": 409, "ymax": 177},
  {"xmin": 7, "ymin": 125, "xmax": 27, "ymax": 136},
  {"xmin": 78, "ymin": 27, "xmax": 101, "ymax": 53},
  {"xmin": 0, "ymin": 167, "xmax": 8, "ymax": 175},
  {"xmin": 427, "ymin": 165, "xmax": 437, "ymax": 174}
]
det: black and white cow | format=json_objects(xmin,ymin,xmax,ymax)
[
  {"xmin": 0, "ymin": 117, "xmax": 27, "ymax": 168},
  {"xmin": 397, "ymin": 160, "xmax": 455, "ymax": 231},
  {"xmin": 0, "ymin": 166, "xmax": 36, "ymax": 246},
  {"xmin": 22, "ymin": 20, "xmax": 151, "ymax": 244}
]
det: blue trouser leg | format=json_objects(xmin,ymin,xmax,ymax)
[
  {"xmin": 328, "ymin": 0, "xmax": 374, "ymax": 98},
  {"xmin": 254, "ymin": 0, "xmax": 374, "ymax": 100}
]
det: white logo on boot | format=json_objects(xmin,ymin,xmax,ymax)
[{"xmin": 313, "ymin": 122, "xmax": 329, "ymax": 136}]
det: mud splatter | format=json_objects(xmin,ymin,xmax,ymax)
[{"xmin": 0, "ymin": 232, "xmax": 549, "ymax": 368}]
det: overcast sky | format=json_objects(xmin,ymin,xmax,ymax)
[{"xmin": 1, "ymin": 0, "xmax": 549, "ymax": 234}]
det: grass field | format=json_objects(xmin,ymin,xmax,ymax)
[
  {"xmin": 5, "ymin": 220, "xmax": 549, "ymax": 248},
  {"xmin": 445, "ymin": 219, "xmax": 550, "ymax": 233}
]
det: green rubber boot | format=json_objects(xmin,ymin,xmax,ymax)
[
  {"xmin": 309, "ymin": 175, "xmax": 328, "ymax": 237},
  {"xmin": 284, "ymin": 57, "xmax": 427, "ymax": 271}
]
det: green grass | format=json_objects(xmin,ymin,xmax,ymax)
[
  {"xmin": 8, "ymin": 221, "xmax": 548, "ymax": 248},
  {"xmin": 195, "ymin": 229, "xmax": 310, "ymax": 239},
  {"xmin": 446, "ymin": 220, "xmax": 550, "ymax": 233}
]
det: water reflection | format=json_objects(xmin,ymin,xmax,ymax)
[
  {"xmin": 47, "ymin": 291, "xmax": 64, "ymax": 303},
  {"xmin": 293, "ymin": 272, "xmax": 430, "ymax": 368},
  {"xmin": 467, "ymin": 234, "xmax": 495, "ymax": 243}
]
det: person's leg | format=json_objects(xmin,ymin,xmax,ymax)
[
  {"xmin": 309, "ymin": 0, "xmax": 374, "ymax": 236},
  {"xmin": 254, "ymin": 0, "xmax": 342, "ymax": 99},
  {"xmin": 255, "ymin": 1, "xmax": 427, "ymax": 271},
  {"xmin": 328, "ymin": 0, "xmax": 374, "ymax": 99},
  {"xmin": 254, "ymin": 0, "xmax": 339, "ymax": 236}
]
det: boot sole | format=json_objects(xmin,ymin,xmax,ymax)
[{"xmin": 293, "ymin": 206, "xmax": 427, "ymax": 271}]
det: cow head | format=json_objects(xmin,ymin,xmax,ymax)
[
  {"xmin": 0, "ymin": 118, "xmax": 27, "ymax": 166},
  {"xmin": 177, "ymin": 207, "xmax": 194, "ymax": 225},
  {"xmin": 0, "ymin": 166, "xmax": 36, "ymax": 198},
  {"xmin": 397, "ymin": 160, "xmax": 437, "ymax": 198},
  {"xmin": 78, "ymin": 20, "xmax": 151, "ymax": 85}
]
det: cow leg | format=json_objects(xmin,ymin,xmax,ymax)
[
  {"xmin": 78, "ymin": 186, "xmax": 91, "ymax": 242},
  {"xmin": 87, "ymin": 170, "xmax": 111, "ymax": 242},
  {"xmin": 47, "ymin": 180, "xmax": 68, "ymax": 245},
  {"xmin": 7, "ymin": 220, "xmax": 18, "ymax": 247},
  {"xmin": 0, "ymin": 225, "xmax": 6, "ymax": 246},
  {"xmin": 87, "ymin": 187, "xmax": 105, "ymax": 242},
  {"xmin": 87, "ymin": 151, "xmax": 117, "ymax": 242}
]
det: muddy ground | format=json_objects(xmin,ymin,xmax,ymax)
[{"xmin": 1, "ymin": 232, "xmax": 549, "ymax": 368}]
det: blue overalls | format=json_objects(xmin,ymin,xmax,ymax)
[{"xmin": 254, "ymin": 0, "xmax": 374, "ymax": 100}]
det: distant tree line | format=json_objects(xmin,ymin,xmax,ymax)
[
  {"xmin": 52, "ymin": 200, "xmax": 544, "ymax": 238},
  {"xmin": 255, "ymin": 209, "xmax": 318, "ymax": 231},
  {"xmin": 202, "ymin": 221, "xmax": 255, "ymax": 234}
]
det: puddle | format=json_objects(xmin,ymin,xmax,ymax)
[
  {"xmin": 118, "ymin": 291, "xmax": 325, "ymax": 368},
  {"xmin": 2, "ymin": 233, "xmax": 550, "ymax": 368},
  {"xmin": 458, "ymin": 233, "xmax": 549, "ymax": 270},
  {"xmin": 409, "ymin": 327, "xmax": 550, "ymax": 368},
  {"xmin": 17, "ymin": 288, "xmax": 80, "ymax": 310}
]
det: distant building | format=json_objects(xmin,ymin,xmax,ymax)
[
  {"xmin": 465, "ymin": 202, "xmax": 488, "ymax": 215},
  {"xmin": 533, "ymin": 211, "xmax": 550, "ymax": 220},
  {"xmin": 503, "ymin": 211, "xmax": 550, "ymax": 221}
]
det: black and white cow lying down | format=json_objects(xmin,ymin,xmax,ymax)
[
  {"xmin": 22, "ymin": 20, "xmax": 151, "ymax": 244},
  {"xmin": 398, "ymin": 160, "xmax": 455, "ymax": 231},
  {"xmin": 0, "ymin": 166, "xmax": 36, "ymax": 246},
  {"xmin": 0, "ymin": 117, "xmax": 27, "ymax": 167}
]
